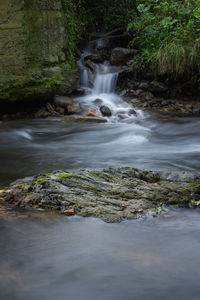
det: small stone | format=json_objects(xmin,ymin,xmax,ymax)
[
  {"xmin": 100, "ymin": 105, "xmax": 112, "ymax": 117},
  {"xmin": 67, "ymin": 101, "xmax": 82, "ymax": 114},
  {"xmin": 93, "ymin": 98, "xmax": 103, "ymax": 106},
  {"xmin": 129, "ymin": 109, "xmax": 137, "ymax": 115},
  {"xmin": 56, "ymin": 106, "xmax": 65, "ymax": 114},
  {"xmin": 193, "ymin": 108, "xmax": 200, "ymax": 114},
  {"xmin": 133, "ymin": 89, "xmax": 143, "ymax": 96},
  {"xmin": 63, "ymin": 208, "xmax": 75, "ymax": 216},
  {"xmin": 84, "ymin": 109, "xmax": 100, "ymax": 117},
  {"xmin": 118, "ymin": 114, "xmax": 126, "ymax": 119},
  {"xmin": 138, "ymin": 82, "xmax": 149, "ymax": 91}
]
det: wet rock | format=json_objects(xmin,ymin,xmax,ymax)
[
  {"xmin": 159, "ymin": 170, "xmax": 199, "ymax": 182},
  {"xmin": 53, "ymin": 96, "xmax": 73, "ymax": 109},
  {"xmin": 118, "ymin": 114, "xmax": 127, "ymax": 119},
  {"xmin": 1, "ymin": 167, "xmax": 198, "ymax": 223},
  {"xmin": 67, "ymin": 101, "xmax": 82, "ymax": 114},
  {"xmin": 129, "ymin": 109, "xmax": 137, "ymax": 115},
  {"xmin": 140, "ymin": 91, "xmax": 154, "ymax": 101},
  {"xmin": 193, "ymin": 108, "xmax": 200, "ymax": 114},
  {"xmin": 46, "ymin": 103, "xmax": 60, "ymax": 116},
  {"xmin": 71, "ymin": 88, "xmax": 85, "ymax": 97},
  {"xmin": 63, "ymin": 208, "xmax": 75, "ymax": 216},
  {"xmin": 117, "ymin": 67, "xmax": 134, "ymax": 90},
  {"xmin": 161, "ymin": 100, "xmax": 171, "ymax": 106},
  {"xmin": 133, "ymin": 89, "xmax": 143, "ymax": 97},
  {"xmin": 85, "ymin": 59, "xmax": 95, "ymax": 72},
  {"xmin": 100, "ymin": 105, "xmax": 112, "ymax": 117},
  {"xmin": 84, "ymin": 54, "xmax": 104, "ymax": 64},
  {"xmin": 61, "ymin": 115, "xmax": 107, "ymax": 124},
  {"xmin": 84, "ymin": 109, "xmax": 100, "ymax": 117},
  {"xmin": 149, "ymin": 80, "xmax": 168, "ymax": 94},
  {"xmin": 93, "ymin": 98, "xmax": 103, "ymax": 106},
  {"xmin": 35, "ymin": 108, "xmax": 50, "ymax": 118},
  {"xmin": 55, "ymin": 106, "xmax": 65, "ymax": 115},
  {"xmin": 138, "ymin": 82, "xmax": 149, "ymax": 91},
  {"xmin": 110, "ymin": 48, "xmax": 136, "ymax": 66}
]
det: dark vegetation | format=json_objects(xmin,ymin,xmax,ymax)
[{"xmin": 63, "ymin": 0, "xmax": 200, "ymax": 80}]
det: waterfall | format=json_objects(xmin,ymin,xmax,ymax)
[
  {"xmin": 77, "ymin": 42, "xmax": 138, "ymax": 121},
  {"xmin": 93, "ymin": 71, "xmax": 118, "ymax": 94}
]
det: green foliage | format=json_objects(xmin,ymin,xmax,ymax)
[
  {"xmin": 127, "ymin": 0, "xmax": 200, "ymax": 77},
  {"xmin": 61, "ymin": 0, "xmax": 88, "ymax": 65}
]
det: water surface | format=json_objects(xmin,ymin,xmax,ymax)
[{"xmin": 1, "ymin": 209, "xmax": 200, "ymax": 300}]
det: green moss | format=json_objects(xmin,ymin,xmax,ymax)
[
  {"xmin": 87, "ymin": 184, "xmax": 95, "ymax": 189},
  {"xmin": 57, "ymin": 173, "xmax": 79, "ymax": 179},
  {"xmin": 36, "ymin": 178, "xmax": 49, "ymax": 185},
  {"xmin": 187, "ymin": 181, "xmax": 200, "ymax": 189},
  {"xmin": 187, "ymin": 181, "xmax": 200, "ymax": 194},
  {"xmin": 46, "ymin": 173, "xmax": 53, "ymax": 177},
  {"xmin": 90, "ymin": 171, "xmax": 98, "ymax": 177}
]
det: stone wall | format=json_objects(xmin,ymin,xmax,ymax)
[{"xmin": 0, "ymin": 0, "xmax": 79, "ymax": 103}]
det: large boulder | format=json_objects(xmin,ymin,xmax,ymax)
[{"xmin": 110, "ymin": 48, "xmax": 135, "ymax": 65}]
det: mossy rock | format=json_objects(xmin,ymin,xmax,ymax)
[{"xmin": 61, "ymin": 115, "xmax": 107, "ymax": 124}]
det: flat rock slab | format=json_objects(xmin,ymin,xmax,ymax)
[
  {"xmin": 0, "ymin": 167, "xmax": 200, "ymax": 222},
  {"xmin": 61, "ymin": 115, "xmax": 107, "ymax": 124}
]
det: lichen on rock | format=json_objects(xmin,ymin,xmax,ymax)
[{"xmin": 0, "ymin": 167, "xmax": 199, "ymax": 223}]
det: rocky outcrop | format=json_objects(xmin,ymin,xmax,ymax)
[
  {"xmin": 0, "ymin": 167, "xmax": 199, "ymax": 223},
  {"xmin": 0, "ymin": 0, "xmax": 79, "ymax": 103}
]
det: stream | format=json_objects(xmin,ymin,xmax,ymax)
[{"xmin": 0, "ymin": 39, "xmax": 200, "ymax": 299}]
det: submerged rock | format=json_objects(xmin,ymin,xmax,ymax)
[
  {"xmin": 0, "ymin": 167, "xmax": 199, "ymax": 223},
  {"xmin": 61, "ymin": 115, "xmax": 107, "ymax": 124}
]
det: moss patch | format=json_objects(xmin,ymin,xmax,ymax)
[{"xmin": 57, "ymin": 173, "xmax": 80, "ymax": 179}]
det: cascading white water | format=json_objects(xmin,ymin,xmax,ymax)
[
  {"xmin": 77, "ymin": 42, "xmax": 143, "ymax": 121},
  {"xmin": 82, "ymin": 69, "xmax": 90, "ymax": 87},
  {"xmin": 93, "ymin": 70, "xmax": 118, "ymax": 94}
]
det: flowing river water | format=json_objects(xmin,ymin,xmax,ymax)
[{"xmin": 0, "ymin": 42, "xmax": 200, "ymax": 299}]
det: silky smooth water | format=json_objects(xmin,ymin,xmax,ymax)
[
  {"xmin": 1, "ymin": 209, "xmax": 200, "ymax": 300},
  {"xmin": 0, "ymin": 115, "xmax": 200, "ymax": 186}
]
